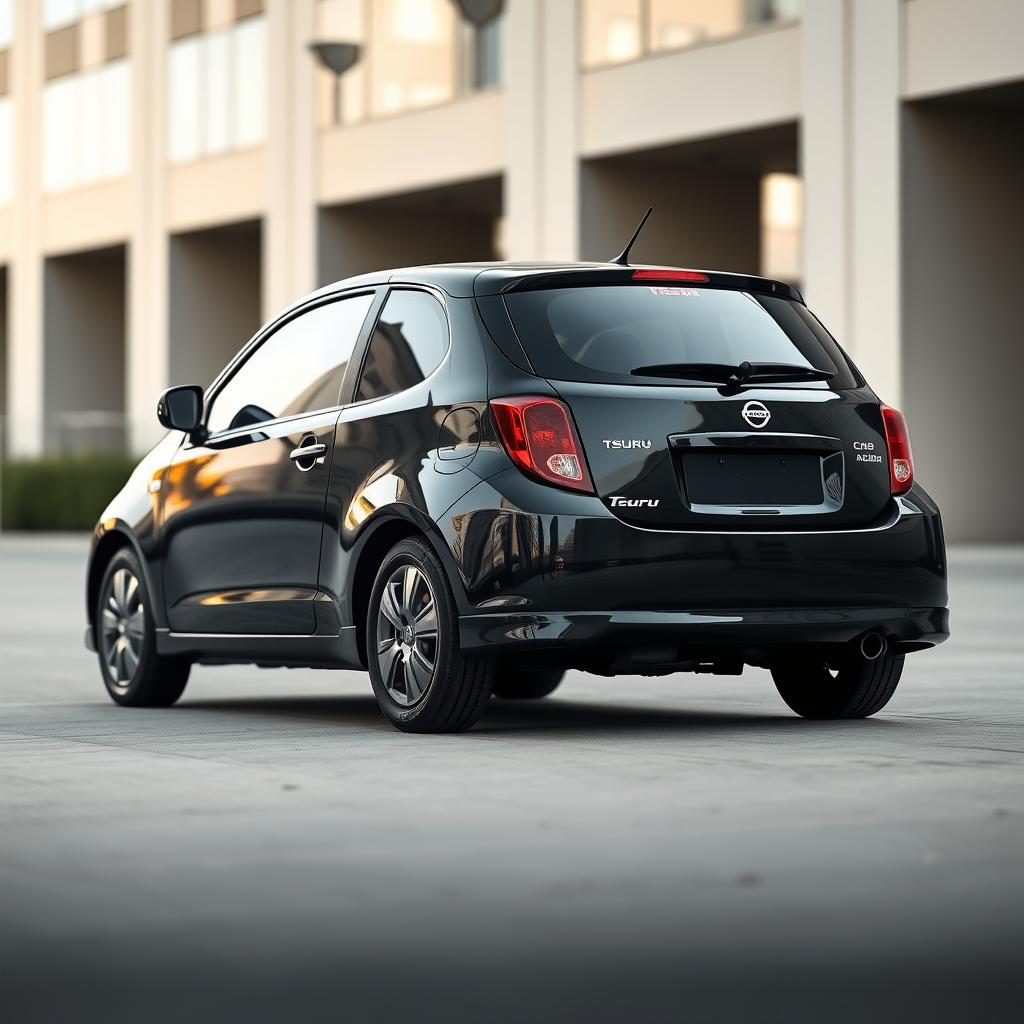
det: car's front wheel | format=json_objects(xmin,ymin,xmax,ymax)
[
  {"xmin": 96, "ymin": 549, "xmax": 190, "ymax": 707},
  {"xmin": 367, "ymin": 537, "xmax": 494, "ymax": 733},
  {"xmin": 771, "ymin": 649, "xmax": 904, "ymax": 719}
]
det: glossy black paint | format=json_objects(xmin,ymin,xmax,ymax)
[{"xmin": 86, "ymin": 262, "xmax": 948, "ymax": 676}]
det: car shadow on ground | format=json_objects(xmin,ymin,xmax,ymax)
[{"xmin": 177, "ymin": 693, "xmax": 909, "ymax": 738}]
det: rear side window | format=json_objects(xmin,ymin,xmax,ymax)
[
  {"xmin": 355, "ymin": 290, "xmax": 449, "ymax": 402},
  {"xmin": 207, "ymin": 292, "xmax": 373, "ymax": 435},
  {"xmin": 504, "ymin": 285, "xmax": 859, "ymax": 389}
]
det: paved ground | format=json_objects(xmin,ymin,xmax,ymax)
[{"xmin": 1, "ymin": 536, "xmax": 1022, "ymax": 1022}]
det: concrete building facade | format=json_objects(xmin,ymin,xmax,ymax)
[{"xmin": 0, "ymin": 0, "xmax": 1022, "ymax": 541}]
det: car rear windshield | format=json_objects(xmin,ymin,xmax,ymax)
[{"xmin": 503, "ymin": 285, "xmax": 860, "ymax": 389}]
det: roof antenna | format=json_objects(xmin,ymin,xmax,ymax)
[{"xmin": 608, "ymin": 207, "xmax": 653, "ymax": 266}]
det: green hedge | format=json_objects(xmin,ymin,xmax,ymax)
[{"xmin": 1, "ymin": 454, "xmax": 138, "ymax": 531}]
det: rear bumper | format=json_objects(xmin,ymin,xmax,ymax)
[
  {"xmin": 459, "ymin": 605, "xmax": 949, "ymax": 654},
  {"xmin": 441, "ymin": 471, "xmax": 948, "ymax": 653}
]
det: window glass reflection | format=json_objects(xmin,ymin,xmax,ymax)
[
  {"xmin": 355, "ymin": 290, "xmax": 448, "ymax": 402},
  {"xmin": 207, "ymin": 293, "xmax": 373, "ymax": 435},
  {"xmin": 581, "ymin": 0, "xmax": 800, "ymax": 69},
  {"xmin": 315, "ymin": 0, "xmax": 503, "ymax": 128}
]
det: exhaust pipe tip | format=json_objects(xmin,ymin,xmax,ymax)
[{"xmin": 859, "ymin": 632, "xmax": 888, "ymax": 661}]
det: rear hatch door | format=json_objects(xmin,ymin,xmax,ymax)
[
  {"xmin": 496, "ymin": 280, "xmax": 894, "ymax": 531},
  {"xmin": 552, "ymin": 380, "xmax": 893, "ymax": 531}
]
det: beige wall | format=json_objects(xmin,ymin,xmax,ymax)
[
  {"xmin": 581, "ymin": 24, "xmax": 800, "ymax": 159},
  {"xmin": 318, "ymin": 92, "xmax": 504, "ymax": 208},
  {"xmin": 905, "ymin": 0, "xmax": 1024, "ymax": 100}
]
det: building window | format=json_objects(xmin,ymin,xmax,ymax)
[
  {"xmin": 0, "ymin": 0, "xmax": 10, "ymax": 205},
  {"xmin": 0, "ymin": 0, "xmax": 12, "ymax": 48},
  {"xmin": 581, "ymin": 0, "xmax": 801, "ymax": 70},
  {"xmin": 42, "ymin": 59, "xmax": 131, "ymax": 192},
  {"xmin": 168, "ymin": 14, "xmax": 267, "ymax": 163},
  {"xmin": 315, "ymin": 0, "xmax": 503, "ymax": 128},
  {"xmin": 761, "ymin": 173, "xmax": 802, "ymax": 286}
]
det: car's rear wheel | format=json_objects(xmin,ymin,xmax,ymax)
[
  {"xmin": 771, "ymin": 649, "xmax": 904, "ymax": 719},
  {"xmin": 96, "ymin": 549, "xmax": 190, "ymax": 707},
  {"xmin": 367, "ymin": 537, "xmax": 494, "ymax": 733},
  {"xmin": 493, "ymin": 664, "xmax": 564, "ymax": 700}
]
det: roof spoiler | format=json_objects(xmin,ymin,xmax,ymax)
[{"xmin": 488, "ymin": 267, "xmax": 804, "ymax": 304}]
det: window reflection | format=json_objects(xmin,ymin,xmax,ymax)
[
  {"xmin": 581, "ymin": 0, "xmax": 800, "ymax": 70},
  {"xmin": 355, "ymin": 290, "xmax": 448, "ymax": 402},
  {"xmin": 206, "ymin": 293, "xmax": 373, "ymax": 436}
]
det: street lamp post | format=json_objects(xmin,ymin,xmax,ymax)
[
  {"xmin": 452, "ymin": 0, "xmax": 504, "ymax": 91},
  {"xmin": 308, "ymin": 42, "xmax": 363, "ymax": 127}
]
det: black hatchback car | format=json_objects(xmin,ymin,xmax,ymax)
[{"xmin": 86, "ymin": 262, "xmax": 948, "ymax": 732}]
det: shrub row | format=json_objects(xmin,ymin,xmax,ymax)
[{"xmin": 1, "ymin": 454, "xmax": 137, "ymax": 531}]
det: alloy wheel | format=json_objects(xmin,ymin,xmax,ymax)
[
  {"xmin": 375, "ymin": 564, "xmax": 439, "ymax": 707},
  {"xmin": 100, "ymin": 567, "xmax": 145, "ymax": 691}
]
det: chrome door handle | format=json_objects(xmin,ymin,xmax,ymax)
[{"xmin": 289, "ymin": 442, "xmax": 327, "ymax": 462}]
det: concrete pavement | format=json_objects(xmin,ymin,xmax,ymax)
[{"xmin": 1, "ymin": 536, "xmax": 1022, "ymax": 1022}]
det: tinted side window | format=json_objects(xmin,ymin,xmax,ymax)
[
  {"xmin": 207, "ymin": 293, "xmax": 373, "ymax": 435},
  {"xmin": 355, "ymin": 290, "xmax": 448, "ymax": 402}
]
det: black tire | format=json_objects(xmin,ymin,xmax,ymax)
[
  {"xmin": 95, "ymin": 548, "xmax": 190, "ymax": 707},
  {"xmin": 772, "ymin": 649, "xmax": 905, "ymax": 719},
  {"xmin": 366, "ymin": 537, "xmax": 494, "ymax": 733},
  {"xmin": 493, "ymin": 664, "xmax": 565, "ymax": 700}
]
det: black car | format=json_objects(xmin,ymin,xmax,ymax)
[{"xmin": 86, "ymin": 262, "xmax": 948, "ymax": 732}]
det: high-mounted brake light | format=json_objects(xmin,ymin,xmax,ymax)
[
  {"xmin": 632, "ymin": 269, "xmax": 709, "ymax": 284},
  {"xmin": 490, "ymin": 396, "xmax": 594, "ymax": 494},
  {"xmin": 881, "ymin": 405, "xmax": 914, "ymax": 496}
]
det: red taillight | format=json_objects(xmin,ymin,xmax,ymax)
[
  {"xmin": 632, "ymin": 269, "xmax": 709, "ymax": 283},
  {"xmin": 881, "ymin": 405, "xmax": 914, "ymax": 495},
  {"xmin": 490, "ymin": 396, "xmax": 594, "ymax": 494}
]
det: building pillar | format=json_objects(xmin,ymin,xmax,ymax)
[
  {"xmin": 800, "ymin": 0, "xmax": 849, "ymax": 344},
  {"xmin": 849, "ymin": 0, "xmax": 902, "ymax": 406},
  {"xmin": 263, "ymin": 0, "xmax": 317, "ymax": 322},
  {"xmin": 127, "ymin": 0, "xmax": 169, "ymax": 453},
  {"xmin": 801, "ymin": 0, "xmax": 903, "ymax": 405},
  {"xmin": 7, "ymin": 0, "xmax": 44, "ymax": 456},
  {"xmin": 504, "ymin": 0, "xmax": 578, "ymax": 261}
]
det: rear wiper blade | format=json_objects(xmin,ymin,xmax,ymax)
[
  {"xmin": 630, "ymin": 360, "xmax": 835, "ymax": 385},
  {"xmin": 727, "ymin": 361, "xmax": 835, "ymax": 385},
  {"xmin": 629, "ymin": 362, "xmax": 737, "ymax": 383}
]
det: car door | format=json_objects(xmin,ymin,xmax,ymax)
[{"xmin": 161, "ymin": 291, "xmax": 376, "ymax": 635}]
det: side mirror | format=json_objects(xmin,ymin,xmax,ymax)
[{"xmin": 157, "ymin": 385, "xmax": 204, "ymax": 436}]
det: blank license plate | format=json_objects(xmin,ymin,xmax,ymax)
[{"xmin": 682, "ymin": 452, "xmax": 823, "ymax": 507}]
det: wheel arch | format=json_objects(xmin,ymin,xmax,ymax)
[
  {"xmin": 86, "ymin": 526, "xmax": 161, "ymax": 638},
  {"xmin": 348, "ymin": 511, "xmax": 464, "ymax": 668}
]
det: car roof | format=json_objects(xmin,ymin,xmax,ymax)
[{"xmin": 305, "ymin": 261, "xmax": 804, "ymax": 306}]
